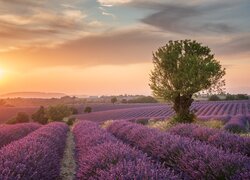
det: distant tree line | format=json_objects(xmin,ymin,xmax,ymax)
[
  {"xmin": 6, "ymin": 105, "xmax": 78, "ymax": 125},
  {"xmin": 124, "ymin": 96, "xmax": 158, "ymax": 103},
  {"xmin": 208, "ymin": 94, "xmax": 249, "ymax": 101}
]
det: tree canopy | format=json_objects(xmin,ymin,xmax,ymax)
[{"xmin": 150, "ymin": 40, "xmax": 226, "ymax": 123}]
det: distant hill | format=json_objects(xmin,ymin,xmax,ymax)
[{"xmin": 0, "ymin": 92, "xmax": 68, "ymax": 99}]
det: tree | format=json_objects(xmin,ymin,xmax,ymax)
[
  {"xmin": 46, "ymin": 104, "xmax": 72, "ymax": 122},
  {"xmin": 121, "ymin": 99, "xmax": 128, "ymax": 103},
  {"xmin": 225, "ymin": 94, "xmax": 235, "ymax": 100},
  {"xmin": 84, "ymin": 106, "xmax": 92, "ymax": 113},
  {"xmin": 7, "ymin": 112, "xmax": 30, "ymax": 124},
  {"xmin": 149, "ymin": 40, "xmax": 226, "ymax": 123},
  {"xmin": 111, "ymin": 97, "xmax": 117, "ymax": 104},
  {"xmin": 32, "ymin": 106, "xmax": 48, "ymax": 124},
  {"xmin": 70, "ymin": 106, "xmax": 78, "ymax": 115},
  {"xmin": 208, "ymin": 95, "xmax": 221, "ymax": 101}
]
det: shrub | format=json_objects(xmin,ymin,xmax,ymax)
[
  {"xmin": 7, "ymin": 112, "xmax": 30, "ymax": 124},
  {"xmin": 136, "ymin": 118, "xmax": 149, "ymax": 125},
  {"xmin": 224, "ymin": 116, "xmax": 248, "ymax": 133},
  {"xmin": 66, "ymin": 117, "xmax": 76, "ymax": 126},
  {"xmin": 197, "ymin": 119, "xmax": 224, "ymax": 129},
  {"xmin": 168, "ymin": 123, "xmax": 250, "ymax": 156},
  {"xmin": 208, "ymin": 95, "xmax": 221, "ymax": 101},
  {"xmin": 101, "ymin": 120, "xmax": 114, "ymax": 129},
  {"xmin": 32, "ymin": 106, "xmax": 48, "ymax": 124},
  {"xmin": 224, "ymin": 123, "xmax": 247, "ymax": 133},
  {"xmin": 73, "ymin": 121, "xmax": 181, "ymax": 179},
  {"xmin": 108, "ymin": 121, "xmax": 250, "ymax": 179},
  {"xmin": 84, "ymin": 106, "xmax": 92, "ymax": 113},
  {"xmin": 111, "ymin": 97, "xmax": 117, "ymax": 104},
  {"xmin": 0, "ymin": 122, "xmax": 68, "ymax": 179},
  {"xmin": 70, "ymin": 107, "xmax": 78, "ymax": 115},
  {"xmin": 46, "ymin": 104, "xmax": 72, "ymax": 122},
  {"xmin": 148, "ymin": 120, "xmax": 175, "ymax": 131},
  {"xmin": 0, "ymin": 123, "xmax": 41, "ymax": 148}
]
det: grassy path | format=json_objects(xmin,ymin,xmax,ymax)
[{"xmin": 60, "ymin": 129, "xmax": 76, "ymax": 180}]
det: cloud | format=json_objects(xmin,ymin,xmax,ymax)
[
  {"xmin": 0, "ymin": 1, "xmax": 103, "ymax": 52},
  {"xmin": 102, "ymin": 11, "xmax": 116, "ymax": 19},
  {"xmin": 0, "ymin": 0, "xmax": 46, "ymax": 6},
  {"xmin": 213, "ymin": 33, "xmax": 250, "ymax": 55},
  {"xmin": 0, "ymin": 28, "xmax": 167, "ymax": 70},
  {"xmin": 140, "ymin": 2, "xmax": 237, "ymax": 35},
  {"xmin": 98, "ymin": 0, "xmax": 132, "ymax": 6}
]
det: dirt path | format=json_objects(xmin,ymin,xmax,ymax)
[{"xmin": 60, "ymin": 130, "xmax": 76, "ymax": 180}]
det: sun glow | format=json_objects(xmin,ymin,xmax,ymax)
[{"xmin": 0, "ymin": 69, "xmax": 5, "ymax": 79}]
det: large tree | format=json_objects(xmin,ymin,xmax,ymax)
[{"xmin": 149, "ymin": 40, "xmax": 226, "ymax": 123}]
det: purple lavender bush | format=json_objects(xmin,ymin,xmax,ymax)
[
  {"xmin": 168, "ymin": 123, "xmax": 250, "ymax": 156},
  {"xmin": 107, "ymin": 121, "xmax": 250, "ymax": 179},
  {"xmin": 0, "ymin": 122, "xmax": 68, "ymax": 179},
  {"xmin": 224, "ymin": 116, "xmax": 248, "ymax": 133},
  {"xmin": 73, "ymin": 121, "xmax": 181, "ymax": 180},
  {"xmin": 0, "ymin": 123, "xmax": 41, "ymax": 149}
]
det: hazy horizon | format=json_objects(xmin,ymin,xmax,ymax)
[{"xmin": 0, "ymin": 0, "xmax": 249, "ymax": 95}]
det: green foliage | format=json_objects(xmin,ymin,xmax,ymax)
[
  {"xmin": 127, "ymin": 96, "xmax": 158, "ymax": 103},
  {"xmin": 149, "ymin": 40, "xmax": 226, "ymax": 123},
  {"xmin": 224, "ymin": 124, "xmax": 247, "ymax": 134},
  {"xmin": 172, "ymin": 112, "xmax": 196, "ymax": 123},
  {"xmin": 225, "ymin": 94, "xmax": 249, "ymax": 100},
  {"xmin": 121, "ymin": 99, "xmax": 128, "ymax": 103},
  {"xmin": 135, "ymin": 119, "xmax": 149, "ymax": 125},
  {"xmin": 111, "ymin": 97, "xmax": 117, "ymax": 104},
  {"xmin": 32, "ymin": 106, "xmax": 48, "ymax": 124},
  {"xmin": 208, "ymin": 95, "xmax": 221, "ymax": 101},
  {"xmin": 196, "ymin": 119, "xmax": 224, "ymax": 129},
  {"xmin": 102, "ymin": 120, "xmax": 115, "ymax": 129},
  {"xmin": 148, "ymin": 120, "xmax": 176, "ymax": 131},
  {"xmin": 70, "ymin": 106, "xmax": 78, "ymax": 115},
  {"xmin": 46, "ymin": 104, "xmax": 72, "ymax": 122},
  {"xmin": 225, "ymin": 94, "xmax": 235, "ymax": 100},
  {"xmin": 66, "ymin": 117, "xmax": 76, "ymax": 126},
  {"xmin": 236, "ymin": 94, "xmax": 249, "ymax": 100},
  {"xmin": 7, "ymin": 112, "xmax": 30, "ymax": 124},
  {"xmin": 84, "ymin": 106, "xmax": 92, "ymax": 113}
]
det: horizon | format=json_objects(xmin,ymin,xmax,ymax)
[{"xmin": 0, "ymin": 0, "xmax": 250, "ymax": 95}]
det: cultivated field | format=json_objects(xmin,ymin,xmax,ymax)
[{"xmin": 1, "ymin": 100, "xmax": 250, "ymax": 179}]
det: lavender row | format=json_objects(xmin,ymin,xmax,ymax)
[
  {"xmin": 73, "ymin": 121, "xmax": 181, "ymax": 179},
  {"xmin": 107, "ymin": 121, "xmax": 250, "ymax": 179},
  {"xmin": 168, "ymin": 123, "xmax": 250, "ymax": 156},
  {"xmin": 224, "ymin": 115, "xmax": 250, "ymax": 133},
  {"xmin": 74, "ymin": 100, "xmax": 250, "ymax": 122},
  {"xmin": 0, "ymin": 122, "xmax": 68, "ymax": 179},
  {"xmin": 0, "ymin": 123, "xmax": 41, "ymax": 149}
]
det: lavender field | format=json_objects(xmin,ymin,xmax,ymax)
[
  {"xmin": 74, "ymin": 100, "xmax": 250, "ymax": 130},
  {"xmin": 0, "ymin": 118, "xmax": 250, "ymax": 179},
  {"xmin": 0, "ymin": 100, "xmax": 250, "ymax": 179}
]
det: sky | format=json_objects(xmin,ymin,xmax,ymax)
[{"xmin": 0, "ymin": 0, "xmax": 249, "ymax": 96}]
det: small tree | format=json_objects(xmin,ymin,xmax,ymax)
[
  {"xmin": 32, "ymin": 106, "xmax": 48, "ymax": 124},
  {"xmin": 7, "ymin": 112, "xmax": 30, "ymax": 124},
  {"xmin": 46, "ymin": 104, "xmax": 72, "ymax": 122},
  {"xmin": 150, "ymin": 40, "xmax": 225, "ymax": 123},
  {"xmin": 70, "ymin": 106, "xmax": 78, "ymax": 115},
  {"xmin": 84, "ymin": 106, "xmax": 92, "ymax": 113},
  {"xmin": 111, "ymin": 97, "xmax": 117, "ymax": 104},
  {"xmin": 121, "ymin": 99, "xmax": 128, "ymax": 103},
  {"xmin": 208, "ymin": 95, "xmax": 220, "ymax": 101}
]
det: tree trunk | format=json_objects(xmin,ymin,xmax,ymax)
[{"xmin": 173, "ymin": 94, "xmax": 194, "ymax": 123}]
